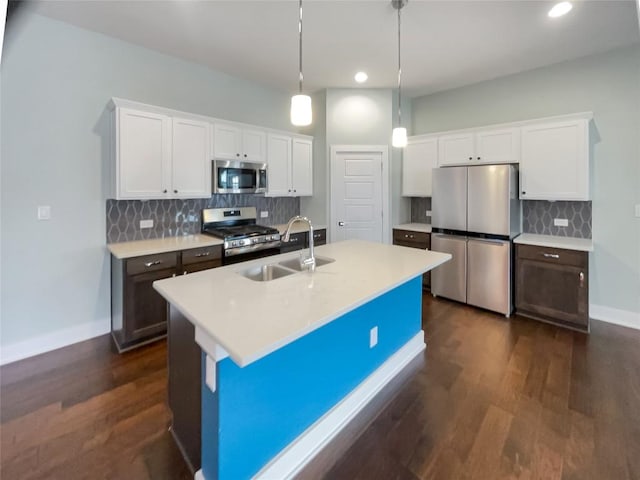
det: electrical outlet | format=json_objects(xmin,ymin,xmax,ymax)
[
  {"xmin": 369, "ymin": 326, "xmax": 378, "ymax": 348},
  {"xmin": 553, "ymin": 218, "xmax": 569, "ymax": 227},
  {"xmin": 635, "ymin": 204, "xmax": 640, "ymax": 218},
  {"xmin": 140, "ymin": 219, "xmax": 154, "ymax": 229},
  {"xmin": 37, "ymin": 205, "xmax": 51, "ymax": 220},
  {"xmin": 426, "ymin": 210, "xmax": 432, "ymax": 217},
  {"xmin": 260, "ymin": 211, "xmax": 269, "ymax": 218}
]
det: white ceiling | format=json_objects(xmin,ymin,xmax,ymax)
[{"xmin": 32, "ymin": 0, "xmax": 639, "ymax": 98}]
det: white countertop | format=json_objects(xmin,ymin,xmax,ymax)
[
  {"xmin": 107, "ymin": 234, "xmax": 224, "ymax": 259},
  {"xmin": 153, "ymin": 240, "xmax": 451, "ymax": 367},
  {"xmin": 272, "ymin": 223, "xmax": 328, "ymax": 234},
  {"xmin": 393, "ymin": 223, "xmax": 432, "ymax": 234},
  {"xmin": 514, "ymin": 233, "xmax": 593, "ymax": 252}
]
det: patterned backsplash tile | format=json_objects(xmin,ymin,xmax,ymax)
[
  {"xmin": 523, "ymin": 200, "xmax": 592, "ymax": 238},
  {"xmin": 410, "ymin": 197, "xmax": 432, "ymax": 224},
  {"xmin": 107, "ymin": 195, "xmax": 300, "ymax": 243}
]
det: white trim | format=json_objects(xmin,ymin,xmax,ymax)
[
  {"xmin": 590, "ymin": 304, "xmax": 640, "ymax": 331},
  {"xmin": 329, "ymin": 145, "xmax": 391, "ymax": 245},
  {"xmin": 195, "ymin": 326, "xmax": 229, "ymax": 361},
  {"xmin": 0, "ymin": 319, "xmax": 110, "ymax": 366},
  {"xmin": 254, "ymin": 331, "xmax": 426, "ymax": 480},
  {"xmin": 194, "ymin": 470, "xmax": 205, "ymax": 480}
]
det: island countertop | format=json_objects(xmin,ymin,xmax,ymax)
[{"xmin": 153, "ymin": 240, "xmax": 450, "ymax": 367}]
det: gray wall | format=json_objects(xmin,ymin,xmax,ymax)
[
  {"xmin": 412, "ymin": 45, "xmax": 640, "ymax": 314},
  {"xmin": 300, "ymin": 88, "xmax": 409, "ymax": 241},
  {"xmin": 0, "ymin": 13, "xmax": 297, "ymax": 349}
]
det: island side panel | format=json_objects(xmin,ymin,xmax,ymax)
[{"xmin": 201, "ymin": 276, "xmax": 423, "ymax": 480}]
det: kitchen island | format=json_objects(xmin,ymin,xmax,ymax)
[{"xmin": 154, "ymin": 240, "xmax": 450, "ymax": 480}]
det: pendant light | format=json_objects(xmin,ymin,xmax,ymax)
[
  {"xmin": 391, "ymin": 0, "xmax": 407, "ymax": 148},
  {"xmin": 291, "ymin": 0, "xmax": 312, "ymax": 126}
]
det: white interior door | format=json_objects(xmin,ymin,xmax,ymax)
[{"xmin": 331, "ymin": 147, "xmax": 385, "ymax": 243}]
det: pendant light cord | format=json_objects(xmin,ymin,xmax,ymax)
[
  {"xmin": 299, "ymin": 0, "xmax": 304, "ymax": 94},
  {"xmin": 397, "ymin": 2, "xmax": 402, "ymax": 127}
]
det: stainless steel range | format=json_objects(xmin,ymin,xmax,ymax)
[{"xmin": 201, "ymin": 207, "xmax": 281, "ymax": 264}]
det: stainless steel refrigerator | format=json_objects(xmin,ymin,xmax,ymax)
[{"xmin": 431, "ymin": 164, "xmax": 521, "ymax": 316}]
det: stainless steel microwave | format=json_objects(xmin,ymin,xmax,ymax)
[{"xmin": 212, "ymin": 160, "xmax": 267, "ymax": 194}]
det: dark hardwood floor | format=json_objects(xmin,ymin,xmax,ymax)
[{"xmin": 2, "ymin": 296, "xmax": 639, "ymax": 479}]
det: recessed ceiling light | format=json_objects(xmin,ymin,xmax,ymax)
[
  {"xmin": 354, "ymin": 72, "xmax": 368, "ymax": 83},
  {"xmin": 548, "ymin": 1, "xmax": 573, "ymax": 18}
]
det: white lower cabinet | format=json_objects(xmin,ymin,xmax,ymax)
[
  {"xmin": 402, "ymin": 136, "xmax": 437, "ymax": 197},
  {"xmin": 266, "ymin": 134, "xmax": 312, "ymax": 197},
  {"xmin": 520, "ymin": 118, "xmax": 590, "ymax": 201},
  {"xmin": 112, "ymin": 105, "xmax": 211, "ymax": 200}
]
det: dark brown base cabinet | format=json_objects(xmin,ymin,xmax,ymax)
[
  {"xmin": 392, "ymin": 229, "xmax": 431, "ymax": 290},
  {"xmin": 515, "ymin": 244, "xmax": 589, "ymax": 331},
  {"xmin": 280, "ymin": 228, "xmax": 327, "ymax": 253},
  {"xmin": 110, "ymin": 245, "xmax": 222, "ymax": 352}
]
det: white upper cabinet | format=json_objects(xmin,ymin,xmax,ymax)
[
  {"xmin": 438, "ymin": 133, "xmax": 475, "ymax": 166},
  {"xmin": 438, "ymin": 128, "xmax": 520, "ymax": 166},
  {"xmin": 171, "ymin": 117, "xmax": 211, "ymax": 198},
  {"xmin": 475, "ymin": 127, "xmax": 520, "ymax": 164},
  {"xmin": 402, "ymin": 136, "xmax": 438, "ymax": 197},
  {"xmin": 266, "ymin": 133, "xmax": 291, "ymax": 196},
  {"xmin": 213, "ymin": 122, "xmax": 266, "ymax": 163},
  {"xmin": 115, "ymin": 108, "xmax": 172, "ymax": 199},
  {"xmin": 520, "ymin": 118, "xmax": 590, "ymax": 201},
  {"xmin": 266, "ymin": 134, "xmax": 312, "ymax": 197},
  {"xmin": 292, "ymin": 138, "xmax": 313, "ymax": 196}
]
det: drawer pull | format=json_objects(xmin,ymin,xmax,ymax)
[
  {"xmin": 195, "ymin": 252, "xmax": 211, "ymax": 258},
  {"xmin": 144, "ymin": 260, "xmax": 162, "ymax": 267},
  {"xmin": 542, "ymin": 253, "xmax": 560, "ymax": 259},
  {"xmin": 579, "ymin": 271, "xmax": 584, "ymax": 287},
  {"xmin": 404, "ymin": 234, "xmax": 415, "ymax": 239}
]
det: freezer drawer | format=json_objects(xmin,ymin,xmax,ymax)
[
  {"xmin": 467, "ymin": 238, "xmax": 511, "ymax": 315},
  {"xmin": 431, "ymin": 234, "xmax": 467, "ymax": 303},
  {"xmin": 432, "ymin": 167, "xmax": 467, "ymax": 231}
]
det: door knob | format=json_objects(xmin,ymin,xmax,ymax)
[{"xmin": 338, "ymin": 221, "xmax": 345, "ymax": 226}]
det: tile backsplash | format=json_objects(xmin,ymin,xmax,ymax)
[
  {"xmin": 523, "ymin": 200, "xmax": 592, "ymax": 238},
  {"xmin": 410, "ymin": 197, "xmax": 432, "ymax": 224},
  {"xmin": 107, "ymin": 195, "xmax": 300, "ymax": 243}
]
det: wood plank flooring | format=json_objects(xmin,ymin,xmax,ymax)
[{"xmin": 2, "ymin": 296, "xmax": 639, "ymax": 479}]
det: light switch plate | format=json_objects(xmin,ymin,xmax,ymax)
[
  {"xmin": 37, "ymin": 205, "xmax": 51, "ymax": 220},
  {"xmin": 554, "ymin": 218, "xmax": 569, "ymax": 227},
  {"xmin": 369, "ymin": 326, "xmax": 378, "ymax": 348},
  {"xmin": 140, "ymin": 219, "xmax": 154, "ymax": 229},
  {"xmin": 260, "ymin": 211, "xmax": 269, "ymax": 218}
]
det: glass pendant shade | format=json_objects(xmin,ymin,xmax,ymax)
[
  {"xmin": 291, "ymin": 94, "xmax": 312, "ymax": 126},
  {"xmin": 392, "ymin": 127, "xmax": 407, "ymax": 148}
]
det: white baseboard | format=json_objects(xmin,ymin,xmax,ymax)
[
  {"xmin": 590, "ymin": 304, "xmax": 640, "ymax": 331},
  {"xmin": 255, "ymin": 331, "xmax": 426, "ymax": 480},
  {"xmin": 0, "ymin": 319, "xmax": 111, "ymax": 366}
]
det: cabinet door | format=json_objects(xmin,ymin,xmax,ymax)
[
  {"xmin": 124, "ymin": 268, "xmax": 175, "ymax": 342},
  {"xmin": 520, "ymin": 120, "xmax": 589, "ymax": 200},
  {"xmin": 242, "ymin": 128, "xmax": 267, "ymax": 162},
  {"xmin": 291, "ymin": 138, "xmax": 313, "ymax": 196},
  {"xmin": 266, "ymin": 133, "xmax": 291, "ymax": 196},
  {"xmin": 213, "ymin": 123, "xmax": 242, "ymax": 160},
  {"xmin": 402, "ymin": 137, "xmax": 437, "ymax": 196},
  {"xmin": 437, "ymin": 133, "xmax": 474, "ymax": 166},
  {"xmin": 118, "ymin": 108, "xmax": 171, "ymax": 199},
  {"xmin": 172, "ymin": 118, "xmax": 211, "ymax": 198},
  {"xmin": 475, "ymin": 127, "xmax": 520, "ymax": 164}
]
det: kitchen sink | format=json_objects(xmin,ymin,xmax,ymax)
[
  {"xmin": 240, "ymin": 264, "xmax": 296, "ymax": 282},
  {"xmin": 278, "ymin": 256, "xmax": 335, "ymax": 272}
]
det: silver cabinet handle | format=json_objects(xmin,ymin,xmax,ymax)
[
  {"xmin": 542, "ymin": 253, "xmax": 560, "ymax": 259},
  {"xmin": 404, "ymin": 234, "xmax": 415, "ymax": 239},
  {"xmin": 195, "ymin": 252, "xmax": 210, "ymax": 257},
  {"xmin": 144, "ymin": 260, "xmax": 162, "ymax": 267},
  {"xmin": 579, "ymin": 271, "xmax": 585, "ymax": 287},
  {"xmin": 338, "ymin": 221, "xmax": 345, "ymax": 226},
  {"xmin": 183, "ymin": 271, "xmax": 187, "ymax": 275}
]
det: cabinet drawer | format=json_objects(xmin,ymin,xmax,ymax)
[
  {"xmin": 126, "ymin": 252, "xmax": 178, "ymax": 275},
  {"xmin": 182, "ymin": 245, "xmax": 223, "ymax": 265},
  {"xmin": 393, "ymin": 229, "xmax": 429, "ymax": 248},
  {"xmin": 311, "ymin": 229, "xmax": 326, "ymax": 246},
  {"xmin": 516, "ymin": 244, "xmax": 587, "ymax": 268}
]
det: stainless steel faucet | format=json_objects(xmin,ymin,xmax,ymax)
[{"xmin": 282, "ymin": 216, "xmax": 315, "ymax": 272}]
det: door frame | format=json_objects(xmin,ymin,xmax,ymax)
[{"xmin": 329, "ymin": 145, "xmax": 390, "ymax": 244}]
